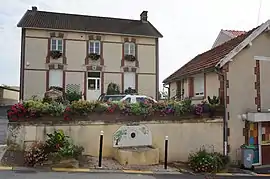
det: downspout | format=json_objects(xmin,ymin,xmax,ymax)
[{"xmin": 214, "ymin": 66, "xmax": 228, "ymax": 156}]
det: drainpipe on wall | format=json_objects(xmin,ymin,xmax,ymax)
[{"xmin": 214, "ymin": 67, "xmax": 228, "ymax": 157}]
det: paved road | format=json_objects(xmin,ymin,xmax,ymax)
[{"xmin": 0, "ymin": 172, "xmax": 267, "ymax": 179}]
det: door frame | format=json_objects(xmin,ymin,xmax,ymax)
[{"xmin": 86, "ymin": 77, "xmax": 101, "ymax": 100}]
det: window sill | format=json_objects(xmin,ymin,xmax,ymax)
[{"xmin": 191, "ymin": 96, "xmax": 204, "ymax": 100}]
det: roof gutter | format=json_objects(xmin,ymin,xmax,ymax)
[{"xmin": 18, "ymin": 27, "xmax": 162, "ymax": 39}]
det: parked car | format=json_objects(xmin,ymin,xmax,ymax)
[
  {"xmin": 120, "ymin": 95, "xmax": 157, "ymax": 104},
  {"xmin": 97, "ymin": 93, "xmax": 126, "ymax": 102}
]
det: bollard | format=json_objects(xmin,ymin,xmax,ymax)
[
  {"xmin": 98, "ymin": 130, "xmax": 104, "ymax": 167},
  {"xmin": 164, "ymin": 136, "xmax": 168, "ymax": 169}
]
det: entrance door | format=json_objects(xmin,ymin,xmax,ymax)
[{"xmin": 87, "ymin": 72, "xmax": 101, "ymax": 101}]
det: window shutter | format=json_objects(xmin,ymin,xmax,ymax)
[
  {"xmin": 49, "ymin": 70, "xmax": 63, "ymax": 88},
  {"xmin": 124, "ymin": 72, "xmax": 135, "ymax": 90},
  {"xmin": 188, "ymin": 77, "xmax": 194, "ymax": 97}
]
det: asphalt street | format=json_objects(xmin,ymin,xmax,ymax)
[{"xmin": 0, "ymin": 171, "xmax": 267, "ymax": 179}]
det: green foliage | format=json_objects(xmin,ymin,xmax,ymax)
[
  {"xmin": 106, "ymin": 83, "xmax": 120, "ymax": 95},
  {"xmin": 208, "ymin": 96, "xmax": 220, "ymax": 107},
  {"xmin": 188, "ymin": 147, "xmax": 229, "ymax": 173},
  {"xmin": 46, "ymin": 130, "xmax": 67, "ymax": 153},
  {"xmin": 70, "ymin": 100, "xmax": 96, "ymax": 115},
  {"xmin": 124, "ymin": 87, "xmax": 137, "ymax": 94},
  {"xmin": 47, "ymin": 101, "xmax": 65, "ymax": 117},
  {"xmin": 24, "ymin": 130, "xmax": 84, "ymax": 166},
  {"xmin": 66, "ymin": 90, "xmax": 82, "ymax": 103}
]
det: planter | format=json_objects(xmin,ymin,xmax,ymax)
[
  {"xmin": 88, "ymin": 53, "xmax": 100, "ymax": 61},
  {"xmin": 50, "ymin": 51, "xmax": 62, "ymax": 59},
  {"xmin": 124, "ymin": 54, "xmax": 136, "ymax": 62}
]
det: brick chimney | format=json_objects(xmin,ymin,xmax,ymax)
[
  {"xmin": 32, "ymin": 6, "xmax": 38, "ymax": 11},
  {"xmin": 140, "ymin": 11, "xmax": 148, "ymax": 22}
]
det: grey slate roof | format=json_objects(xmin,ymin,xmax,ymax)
[{"xmin": 17, "ymin": 9, "xmax": 163, "ymax": 38}]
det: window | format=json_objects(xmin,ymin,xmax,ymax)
[
  {"xmin": 193, "ymin": 75, "xmax": 204, "ymax": 96},
  {"xmin": 124, "ymin": 72, "xmax": 135, "ymax": 90},
  {"xmin": 49, "ymin": 70, "xmax": 63, "ymax": 88},
  {"xmin": 124, "ymin": 42, "xmax": 135, "ymax": 56},
  {"xmin": 51, "ymin": 39, "xmax": 63, "ymax": 52},
  {"xmin": 87, "ymin": 79, "xmax": 100, "ymax": 90},
  {"xmin": 89, "ymin": 41, "xmax": 100, "ymax": 54}
]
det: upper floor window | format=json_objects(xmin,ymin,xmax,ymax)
[
  {"xmin": 51, "ymin": 39, "xmax": 63, "ymax": 52},
  {"xmin": 124, "ymin": 42, "xmax": 135, "ymax": 56},
  {"xmin": 89, "ymin": 40, "xmax": 100, "ymax": 54}
]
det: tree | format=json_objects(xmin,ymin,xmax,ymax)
[
  {"xmin": 106, "ymin": 83, "xmax": 120, "ymax": 95},
  {"xmin": 124, "ymin": 87, "xmax": 137, "ymax": 94}
]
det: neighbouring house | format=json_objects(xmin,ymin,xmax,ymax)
[
  {"xmin": 212, "ymin": 29, "xmax": 246, "ymax": 48},
  {"xmin": 17, "ymin": 6, "xmax": 162, "ymax": 101},
  {"xmin": 163, "ymin": 20, "xmax": 270, "ymax": 165},
  {"xmin": 0, "ymin": 86, "xmax": 19, "ymax": 105}
]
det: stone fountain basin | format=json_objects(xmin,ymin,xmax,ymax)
[{"xmin": 113, "ymin": 146, "xmax": 159, "ymax": 165}]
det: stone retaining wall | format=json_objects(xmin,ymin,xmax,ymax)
[{"xmin": 7, "ymin": 117, "xmax": 223, "ymax": 162}]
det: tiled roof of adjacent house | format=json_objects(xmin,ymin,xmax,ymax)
[
  {"xmin": 163, "ymin": 27, "xmax": 257, "ymax": 83},
  {"xmin": 224, "ymin": 30, "xmax": 246, "ymax": 37},
  {"xmin": 17, "ymin": 8, "xmax": 163, "ymax": 38}
]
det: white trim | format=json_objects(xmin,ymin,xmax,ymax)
[
  {"xmin": 216, "ymin": 20, "xmax": 270, "ymax": 68},
  {"xmin": 254, "ymin": 56, "xmax": 270, "ymax": 61}
]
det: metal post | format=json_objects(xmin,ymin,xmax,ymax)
[
  {"xmin": 164, "ymin": 136, "xmax": 168, "ymax": 169},
  {"xmin": 98, "ymin": 130, "xmax": 104, "ymax": 167}
]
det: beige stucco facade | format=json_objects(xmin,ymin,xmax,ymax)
[
  {"xmin": 226, "ymin": 32, "xmax": 270, "ymax": 161},
  {"xmin": 8, "ymin": 119, "xmax": 223, "ymax": 162},
  {"xmin": 22, "ymin": 29, "xmax": 158, "ymax": 100},
  {"xmin": 166, "ymin": 31, "xmax": 270, "ymax": 163}
]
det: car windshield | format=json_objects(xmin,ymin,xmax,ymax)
[{"xmin": 103, "ymin": 95, "xmax": 125, "ymax": 102}]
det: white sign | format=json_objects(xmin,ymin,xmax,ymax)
[{"xmin": 113, "ymin": 125, "xmax": 152, "ymax": 148}]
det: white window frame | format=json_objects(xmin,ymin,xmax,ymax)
[
  {"xmin": 89, "ymin": 40, "xmax": 101, "ymax": 54},
  {"xmin": 124, "ymin": 42, "xmax": 135, "ymax": 56},
  {"xmin": 51, "ymin": 38, "xmax": 63, "ymax": 52},
  {"xmin": 49, "ymin": 69, "xmax": 63, "ymax": 88},
  {"xmin": 193, "ymin": 74, "xmax": 204, "ymax": 97}
]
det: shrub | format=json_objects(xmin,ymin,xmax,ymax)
[
  {"xmin": 24, "ymin": 141, "xmax": 48, "ymax": 167},
  {"xmin": 70, "ymin": 100, "xmax": 96, "ymax": 115},
  {"xmin": 106, "ymin": 83, "xmax": 120, "ymax": 95},
  {"xmin": 124, "ymin": 87, "xmax": 137, "ymax": 94},
  {"xmin": 188, "ymin": 148, "xmax": 228, "ymax": 173},
  {"xmin": 66, "ymin": 90, "xmax": 82, "ymax": 103},
  {"xmin": 46, "ymin": 130, "xmax": 68, "ymax": 153}
]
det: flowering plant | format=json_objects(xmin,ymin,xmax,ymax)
[
  {"xmin": 24, "ymin": 141, "xmax": 48, "ymax": 167},
  {"xmin": 7, "ymin": 103, "xmax": 28, "ymax": 121}
]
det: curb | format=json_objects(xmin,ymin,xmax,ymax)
[
  {"xmin": 0, "ymin": 166, "xmax": 183, "ymax": 175},
  {"xmin": 1, "ymin": 166, "xmax": 270, "ymax": 176}
]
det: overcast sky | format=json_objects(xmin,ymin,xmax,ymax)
[{"xmin": 0, "ymin": 0, "xmax": 270, "ymax": 88}]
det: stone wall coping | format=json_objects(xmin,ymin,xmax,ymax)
[{"xmin": 8, "ymin": 118, "xmax": 223, "ymax": 126}]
